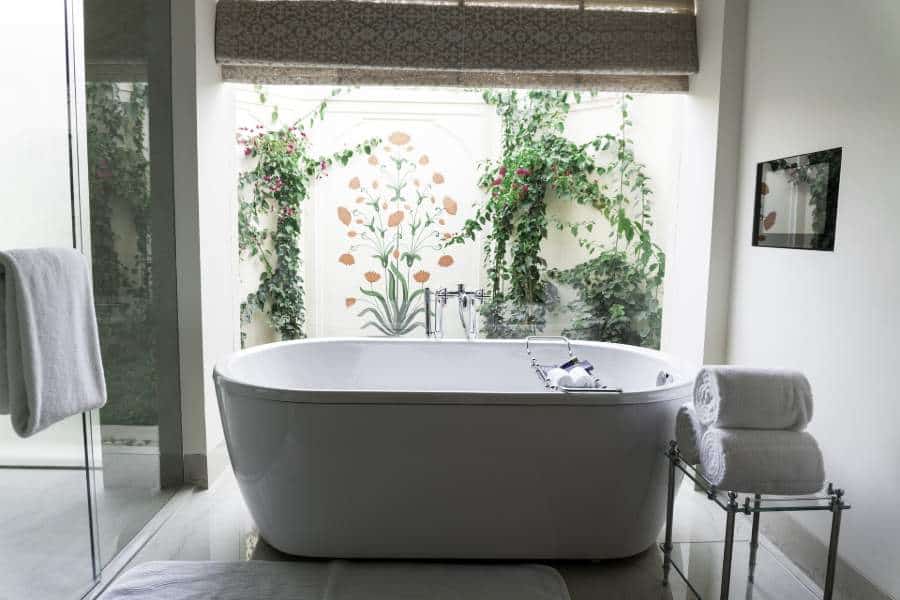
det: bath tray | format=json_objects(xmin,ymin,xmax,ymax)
[{"xmin": 525, "ymin": 336, "xmax": 621, "ymax": 393}]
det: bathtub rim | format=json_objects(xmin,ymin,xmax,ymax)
[{"xmin": 214, "ymin": 337, "xmax": 694, "ymax": 407}]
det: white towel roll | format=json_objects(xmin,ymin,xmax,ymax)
[
  {"xmin": 675, "ymin": 403, "xmax": 705, "ymax": 464},
  {"xmin": 547, "ymin": 368, "xmax": 572, "ymax": 388},
  {"xmin": 567, "ymin": 367, "xmax": 595, "ymax": 388},
  {"xmin": 700, "ymin": 428, "xmax": 825, "ymax": 495},
  {"xmin": 693, "ymin": 366, "xmax": 813, "ymax": 430}
]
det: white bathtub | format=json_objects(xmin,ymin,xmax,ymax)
[{"xmin": 214, "ymin": 338, "xmax": 691, "ymax": 559}]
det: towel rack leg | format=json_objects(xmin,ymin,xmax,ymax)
[
  {"xmin": 662, "ymin": 442, "xmax": 678, "ymax": 585},
  {"xmin": 824, "ymin": 486, "xmax": 845, "ymax": 600},
  {"xmin": 720, "ymin": 492, "xmax": 738, "ymax": 600},
  {"xmin": 748, "ymin": 493, "xmax": 761, "ymax": 582}
]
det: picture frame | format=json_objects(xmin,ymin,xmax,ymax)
[{"xmin": 752, "ymin": 147, "xmax": 842, "ymax": 251}]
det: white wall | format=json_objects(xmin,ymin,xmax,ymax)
[
  {"xmin": 660, "ymin": 0, "xmax": 747, "ymax": 366},
  {"xmin": 727, "ymin": 0, "xmax": 900, "ymax": 596},
  {"xmin": 172, "ymin": 0, "xmax": 238, "ymax": 485}
]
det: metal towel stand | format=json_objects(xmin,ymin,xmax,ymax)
[{"xmin": 661, "ymin": 441, "xmax": 850, "ymax": 600}]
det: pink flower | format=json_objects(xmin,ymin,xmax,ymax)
[
  {"xmin": 522, "ymin": 184, "xmax": 529, "ymax": 194},
  {"xmin": 244, "ymin": 147, "xmax": 252, "ymax": 156},
  {"xmin": 491, "ymin": 176, "xmax": 503, "ymax": 186},
  {"xmin": 286, "ymin": 144, "xmax": 295, "ymax": 154},
  {"xmin": 320, "ymin": 161, "xmax": 327, "ymax": 170},
  {"xmin": 498, "ymin": 165, "xmax": 507, "ymax": 176},
  {"xmin": 515, "ymin": 168, "xmax": 530, "ymax": 176}
]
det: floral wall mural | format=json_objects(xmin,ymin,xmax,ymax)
[
  {"xmin": 235, "ymin": 86, "xmax": 680, "ymax": 346},
  {"xmin": 334, "ymin": 131, "xmax": 466, "ymax": 336}
]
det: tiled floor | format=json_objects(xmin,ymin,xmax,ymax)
[
  {"xmin": 0, "ymin": 459, "xmax": 173, "ymax": 600},
  {"xmin": 112, "ymin": 468, "xmax": 823, "ymax": 599}
]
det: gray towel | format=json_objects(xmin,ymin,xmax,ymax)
[
  {"xmin": 699, "ymin": 428, "xmax": 825, "ymax": 495},
  {"xmin": 675, "ymin": 402, "xmax": 705, "ymax": 464},
  {"xmin": 0, "ymin": 248, "xmax": 106, "ymax": 437},
  {"xmin": 693, "ymin": 366, "xmax": 813, "ymax": 430},
  {"xmin": 101, "ymin": 560, "xmax": 572, "ymax": 600}
]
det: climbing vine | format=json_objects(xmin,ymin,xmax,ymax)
[
  {"xmin": 85, "ymin": 82, "xmax": 157, "ymax": 425},
  {"xmin": 237, "ymin": 89, "xmax": 377, "ymax": 342},
  {"xmin": 450, "ymin": 91, "xmax": 665, "ymax": 347}
]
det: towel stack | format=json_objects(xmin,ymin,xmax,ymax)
[{"xmin": 676, "ymin": 366, "xmax": 825, "ymax": 495}]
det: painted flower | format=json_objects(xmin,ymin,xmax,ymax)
[
  {"xmin": 438, "ymin": 255, "xmax": 454, "ymax": 267},
  {"xmin": 372, "ymin": 180, "xmax": 380, "ymax": 189},
  {"xmin": 286, "ymin": 144, "xmax": 295, "ymax": 154},
  {"xmin": 438, "ymin": 218, "xmax": 445, "ymax": 225},
  {"xmin": 419, "ymin": 155, "xmax": 430, "ymax": 165},
  {"xmin": 338, "ymin": 253, "xmax": 355, "ymax": 266},
  {"xmin": 760, "ymin": 182, "xmax": 770, "ymax": 195},
  {"xmin": 244, "ymin": 147, "xmax": 252, "ymax": 156},
  {"xmin": 356, "ymin": 196, "xmax": 365, "ymax": 204},
  {"xmin": 389, "ymin": 131, "xmax": 411, "ymax": 145},
  {"xmin": 364, "ymin": 271, "xmax": 381, "ymax": 283},
  {"xmin": 413, "ymin": 179, "xmax": 420, "ymax": 187},
  {"xmin": 388, "ymin": 210, "xmax": 406, "ymax": 227},
  {"xmin": 491, "ymin": 176, "xmax": 504, "ymax": 186},
  {"xmin": 368, "ymin": 155, "xmax": 379, "ymax": 166},
  {"xmin": 763, "ymin": 211, "xmax": 777, "ymax": 231},
  {"xmin": 337, "ymin": 206, "xmax": 352, "ymax": 226},
  {"xmin": 393, "ymin": 248, "xmax": 400, "ymax": 259},
  {"xmin": 498, "ymin": 165, "xmax": 507, "ymax": 176},
  {"xmin": 345, "ymin": 297, "xmax": 357, "ymax": 307},
  {"xmin": 413, "ymin": 271, "xmax": 430, "ymax": 283},
  {"xmin": 349, "ymin": 177, "xmax": 360, "ymax": 190},
  {"xmin": 355, "ymin": 218, "xmax": 364, "ymax": 224},
  {"xmin": 348, "ymin": 230, "xmax": 357, "ymax": 238},
  {"xmin": 515, "ymin": 167, "xmax": 531, "ymax": 176},
  {"xmin": 442, "ymin": 196, "xmax": 458, "ymax": 215},
  {"xmin": 432, "ymin": 172, "xmax": 445, "ymax": 184}
]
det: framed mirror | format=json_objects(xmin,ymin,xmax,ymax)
[{"xmin": 752, "ymin": 147, "xmax": 842, "ymax": 251}]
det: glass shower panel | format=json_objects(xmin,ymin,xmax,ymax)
[
  {"xmin": 84, "ymin": 0, "xmax": 179, "ymax": 567},
  {"xmin": 0, "ymin": 3, "xmax": 97, "ymax": 599}
]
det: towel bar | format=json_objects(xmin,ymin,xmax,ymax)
[{"xmin": 661, "ymin": 441, "xmax": 849, "ymax": 600}]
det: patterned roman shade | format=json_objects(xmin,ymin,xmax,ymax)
[{"xmin": 215, "ymin": 0, "xmax": 698, "ymax": 91}]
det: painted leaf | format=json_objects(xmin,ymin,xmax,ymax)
[
  {"xmin": 763, "ymin": 211, "xmax": 777, "ymax": 231},
  {"xmin": 442, "ymin": 196, "xmax": 458, "ymax": 215},
  {"xmin": 337, "ymin": 206, "xmax": 352, "ymax": 226}
]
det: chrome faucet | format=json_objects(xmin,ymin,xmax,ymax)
[{"xmin": 425, "ymin": 283, "xmax": 491, "ymax": 340}]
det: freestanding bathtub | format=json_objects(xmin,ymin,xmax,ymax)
[{"xmin": 214, "ymin": 338, "xmax": 691, "ymax": 560}]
